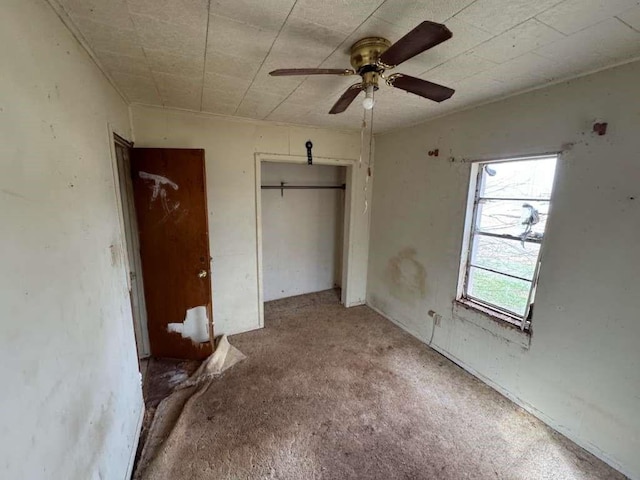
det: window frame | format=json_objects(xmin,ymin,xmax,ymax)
[{"xmin": 457, "ymin": 153, "xmax": 559, "ymax": 331}]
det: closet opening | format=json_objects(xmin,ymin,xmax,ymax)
[{"xmin": 255, "ymin": 153, "xmax": 359, "ymax": 325}]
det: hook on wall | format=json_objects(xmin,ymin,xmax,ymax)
[{"xmin": 305, "ymin": 141, "xmax": 313, "ymax": 165}]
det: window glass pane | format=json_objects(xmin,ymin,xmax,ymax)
[
  {"xmin": 471, "ymin": 235, "xmax": 539, "ymax": 280},
  {"xmin": 480, "ymin": 157, "xmax": 556, "ymax": 199},
  {"xmin": 476, "ymin": 199, "xmax": 550, "ymax": 239},
  {"xmin": 467, "ymin": 266, "xmax": 531, "ymax": 317}
]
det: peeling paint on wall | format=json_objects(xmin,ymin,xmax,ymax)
[{"xmin": 167, "ymin": 306, "xmax": 210, "ymax": 343}]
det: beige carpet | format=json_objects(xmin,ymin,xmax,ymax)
[{"xmin": 135, "ymin": 290, "xmax": 625, "ymax": 480}]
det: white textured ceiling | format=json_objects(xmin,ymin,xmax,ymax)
[{"xmin": 55, "ymin": 0, "xmax": 640, "ymax": 132}]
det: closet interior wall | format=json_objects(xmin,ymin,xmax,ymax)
[{"xmin": 261, "ymin": 163, "xmax": 346, "ymax": 302}]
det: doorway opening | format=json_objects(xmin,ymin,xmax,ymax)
[
  {"xmin": 111, "ymin": 139, "xmax": 215, "ymax": 469},
  {"xmin": 255, "ymin": 153, "xmax": 359, "ymax": 325}
]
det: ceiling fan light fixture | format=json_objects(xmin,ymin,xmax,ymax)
[{"xmin": 362, "ymin": 85, "xmax": 375, "ymax": 110}]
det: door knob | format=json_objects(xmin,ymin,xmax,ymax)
[{"xmin": 198, "ymin": 270, "xmax": 208, "ymax": 278}]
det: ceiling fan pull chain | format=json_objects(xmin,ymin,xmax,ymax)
[
  {"xmin": 363, "ymin": 107, "xmax": 374, "ymax": 215},
  {"xmin": 359, "ymin": 112, "xmax": 366, "ymax": 167},
  {"xmin": 368, "ymin": 104, "xmax": 374, "ymax": 170}
]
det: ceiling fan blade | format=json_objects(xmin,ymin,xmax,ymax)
[
  {"xmin": 269, "ymin": 68, "xmax": 355, "ymax": 76},
  {"xmin": 329, "ymin": 84, "xmax": 363, "ymax": 114},
  {"xmin": 379, "ymin": 21, "xmax": 452, "ymax": 68},
  {"xmin": 387, "ymin": 74, "xmax": 454, "ymax": 102}
]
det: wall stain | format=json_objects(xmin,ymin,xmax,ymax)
[
  {"xmin": 384, "ymin": 247, "xmax": 427, "ymax": 303},
  {"xmin": 109, "ymin": 244, "xmax": 120, "ymax": 267}
]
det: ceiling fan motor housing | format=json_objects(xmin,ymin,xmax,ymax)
[{"xmin": 350, "ymin": 37, "xmax": 391, "ymax": 90}]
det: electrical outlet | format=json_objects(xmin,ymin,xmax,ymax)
[{"xmin": 434, "ymin": 314, "xmax": 442, "ymax": 327}]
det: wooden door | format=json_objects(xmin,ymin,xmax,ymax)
[{"xmin": 131, "ymin": 148, "xmax": 213, "ymax": 360}]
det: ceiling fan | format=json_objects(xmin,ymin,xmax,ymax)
[{"xmin": 269, "ymin": 21, "xmax": 455, "ymax": 114}]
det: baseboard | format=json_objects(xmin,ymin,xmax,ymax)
[
  {"xmin": 125, "ymin": 396, "xmax": 145, "ymax": 480},
  {"xmin": 346, "ymin": 300, "xmax": 366, "ymax": 308},
  {"xmin": 366, "ymin": 303, "xmax": 636, "ymax": 480}
]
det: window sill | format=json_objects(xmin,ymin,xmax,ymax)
[{"xmin": 453, "ymin": 298, "xmax": 532, "ymax": 348}]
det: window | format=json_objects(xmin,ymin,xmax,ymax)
[{"xmin": 458, "ymin": 154, "xmax": 558, "ymax": 330}]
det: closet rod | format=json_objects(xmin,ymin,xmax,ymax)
[
  {"xmin": 261, "ymin": 182, "xmax": 346, "ymax": 197},
  {"xmin": 261, "ymin": 184, "xmax": 346, "ymax": 190}
]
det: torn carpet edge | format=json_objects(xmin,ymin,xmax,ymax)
[
  {"xmin": 133, "ymin": 335, "xmax": 245, "ymax": 479},
  {"xmin": 177, "ymin": 334, "xmax": 246, "ymax": 389}
]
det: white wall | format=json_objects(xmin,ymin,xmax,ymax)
[
  {"xmin": 130, "ymin": 105, "xmax": 371, "ymax": 335},
  {"xmin": 0, "ymin": 1, "xmax": 143, "ymax": 479},
  {"xmin": 261, "ymin": 163, "xmax": 345, "ymax": 301},
  {"xmin": 368, "ymin": 61, "xmax": 640, "ymax": 479}
]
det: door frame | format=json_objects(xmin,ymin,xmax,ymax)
[
  {"xmin": 108, "ymin": 125, "xmax": 151, "ymax": 358},
  {"xmin": 254, "ymin": 152, "xmax": 359, "ymax": 327}
]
